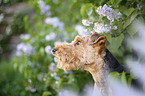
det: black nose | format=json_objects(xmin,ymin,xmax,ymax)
[{"xmin": 51, "ymin": 48, "xmax": 57, "ymax": 54}]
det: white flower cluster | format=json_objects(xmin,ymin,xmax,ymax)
[
  {"xmin": 45, "ymin": 32, "xmax": 56, "ymax": 41},
  {"xmin": 50, "ymin": 72, "xmax": 60, "ymax": 80},
  {"xmin": 16, "ymin": 43, "xmax": 35, "ymax": 56},
  {"xmin": 93, "ymin": 23, "xmax": 111, "ymax": 33},
  {"xmin": 28, "ymin": 61, "xmax": 34, "ymax": 67},
  {"xmin": 38, "ymin": 0, "xmax": 64, "ymax": 31},
  {"xmin": 82, "ymin": 19, "xmax": 93, "ymax": 26},
  {"xmin": 45, "ymin": 17, "xmax": 64, "ymax": 31},
  {"xmin": 25, "ymin": 85, "xmax": 37, "ymax": 93},
  {"xmin": 82, "ymin": 19, "xmax": 118, "ymax": 33},
  {"xmin": 80, "ymin": 4, "xmax": 121, "ymax": 34},
  {"xmin": 38, "ymin": 0, "xmax": 52, "ymax": 16},
  {"xmin": 54, "ymin": 57, "xmax": 58, "ymax": 62},
  {"xmin": 20, "ymin": 34, "xmax": 31, "ymax": 40},
  {"xmin": 45, "ymin": 45, "xmax": 51, "ymax": 54},
  {"xmin": 49, "ymin": 62, "xmax": 56, "ymax": 71},
  {"xmin": 54, "ymin": 41, "xmax": 63, "ymax": 46},
  {"xmin": 96, "ymin": 4, "xmax": 121, "ymax": 22},
  {"xmin": 30, "ymin": 88, "xmax": 37, "ymax": 93},
  {"xmin": 93, "ymin": 23, "xmax": 117, "ymax": 33},
  {"xmin": 75, "ymin": 25, "xmax": 90, "ymax": 36}
]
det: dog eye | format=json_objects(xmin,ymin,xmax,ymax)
[{"xmin": 76, "ymin": 41, "xmax": 81, "ymax": 45}]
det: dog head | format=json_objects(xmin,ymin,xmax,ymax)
[{"xmin": 52, "ymin": 32, "xmax": 107, "ymax": 71}]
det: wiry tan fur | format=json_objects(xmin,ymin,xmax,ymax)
[{"xmin": 53, "ymin": 33, "xmax": 110, "ymax": 95}]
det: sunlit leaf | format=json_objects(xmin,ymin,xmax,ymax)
[
  {"xmin": 130, "ymin": 11, "xmax": 137, "ymax": 23},
  {"xmin": 42, "ymin": 91, "xmax": 52, "ymax": 96},
  {"xmin": 109, "ymin": 72, "xmax": 120, "ymax": 79},
  {"xmin": 128, "ymin": 8, "xmax": 135, "ymax": 17},
  {"xmin": 126, "ymin": 23, "xmax": 137, "ymax": 37},
  {"xmin": 80, "ymin": 3, "xmax": 92, "ymax": 17},
  {"xmin": 121, "ymin": 72, "xmax": 127, "ymax": 86},
  {"xmin": 88, "ymin": 6, "xmax": 93, "ymax": 16},
  {"xmin": 123, "ymin": 18, "xmax": 131, "ymax": 29},
  {"xmin": 106, "ymin": 34, "xmax": 124, "ymax": 50},
  {"xmin": 111, "ymin": 0, "xmax": 122, "ymax": 7}
]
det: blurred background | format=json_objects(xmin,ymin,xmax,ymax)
[{"xmin": 0, "ymin": 0, "xmax": 145, "ymax": 96}]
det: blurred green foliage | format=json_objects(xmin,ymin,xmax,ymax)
[
  {"xmin": 0, "ymin": 60, "xmax": 26, "ymax": 96},
  {"xmin": 0, "ymin": 0, "xmax": 145, "ymax": 96},
  {"xmin": 0, "ymin": 0, "xmax": 31, "ymax": 59},
  {"xmin": 0, "ymin": 0, "xmax": 25, "ymax": 6},
  {"xmin": 0, "ymin": 13, "xmax": 26, "ymax": 57}
]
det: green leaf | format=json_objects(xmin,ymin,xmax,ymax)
[
  {"xmin": 126, "ymin": 23, "xmax": 137, "ymax": 37},
  {"xmin": 63, "ymin": 82, "xmax": 79, "ymax": 92},
  {"xmin": 127, "ymin": 76, "xmax": 132, "ymax": 86},
  {"xmin": 23, "ymin": 16, "xmax": 29, "ymax": 29},
  {"xmin": 128, "ymin": 8, "xmax": 135, "ymax": 17},
  {"xmin": 123, "ymin": 18, "xmax": 131, "ymax": 29},
  {"xmin": 115, "ymin": 0, "xmax": 122, "ymax": 7},
  {"xmin": 80, "ymin": 3, "xmax": 92, "ymax": 17},
  {"xmin": 109, "ymin": 72, "xmax": 120, "ymax": 79},
  {"xmin": 57, "ymin": 79, "xmax": 63, "ymax": 89},
  {"xmin": 40, "ymin": 47, "xmax": 45, "ymax": 55},
  {"xmin": 110, "ymin": 0, "xmax": 115, "ymax": 5},
  {"xmin": 88, "ymin": 6, "xmax": 93, "ymax": 16},
  {"xmin": 127, "ymin": 17, "xmax": 144, "ymax": 37},
  {"xmin": 111, "ymin": 0, "xmax": 122, "ymax": 7},
  {"xmin": 137, "ymin": 16, "xmax": 145, "ymax": 24},
  {"xmin": 119, "ymin": 6, "xmax": 128, "ymax": 16},
  {"xmin": 106, "ymin": 34, "xmax": 124, "ymax": 50},
  {"xmin": 130, "ymin": 11, "xmax": 137, "ymax": 23},
  {"xmin": 42, "ymin": 91, "xmax": 52, "ymax": 96},
  {"xmin": 121, "ymin": 72, "xmax": 127, "ymax": 86}
]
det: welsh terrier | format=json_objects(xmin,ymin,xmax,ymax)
[{"xmin": 51, "ymin": 32, "xmax": 126, "ymax": 95}]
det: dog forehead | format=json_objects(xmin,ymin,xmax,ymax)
[
  {"xmin": 54, "ymin": 35, "xmax": 90, "ymax": 49},
  {"xmin": 72, "ymin": 35, "xmax": 89, "ymax": 43}
]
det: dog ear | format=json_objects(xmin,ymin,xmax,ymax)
[
  {"xmin": 89, "ymin": 32, "xmax": 107, "ymax": 55},
  {"xmin": 89, "ymin": 32, "xmax": 106, "ymax": 46}
]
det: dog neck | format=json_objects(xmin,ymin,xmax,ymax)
[
  {"xmin": 88, "ymin": 60, "xmax": 110, "ymax": 96},
  {"xmin": 87, "ymin": 48, "xmax": 125, "ymax": 95},
  {"xmin": 84, "ymin": 49, "xmax": 111, "ymax": 95},
  {"xmin": 89, "ymin": 61, "xmax": 109, "ymax": 86}
]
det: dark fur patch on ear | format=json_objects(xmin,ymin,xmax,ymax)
[
  {"xmin": 92, "ymin": 35, "xmax": 103, "ymax": 42},
  {"xmin": 89, "ymin": 32, "xmax": 104, "ymax": 45}
]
